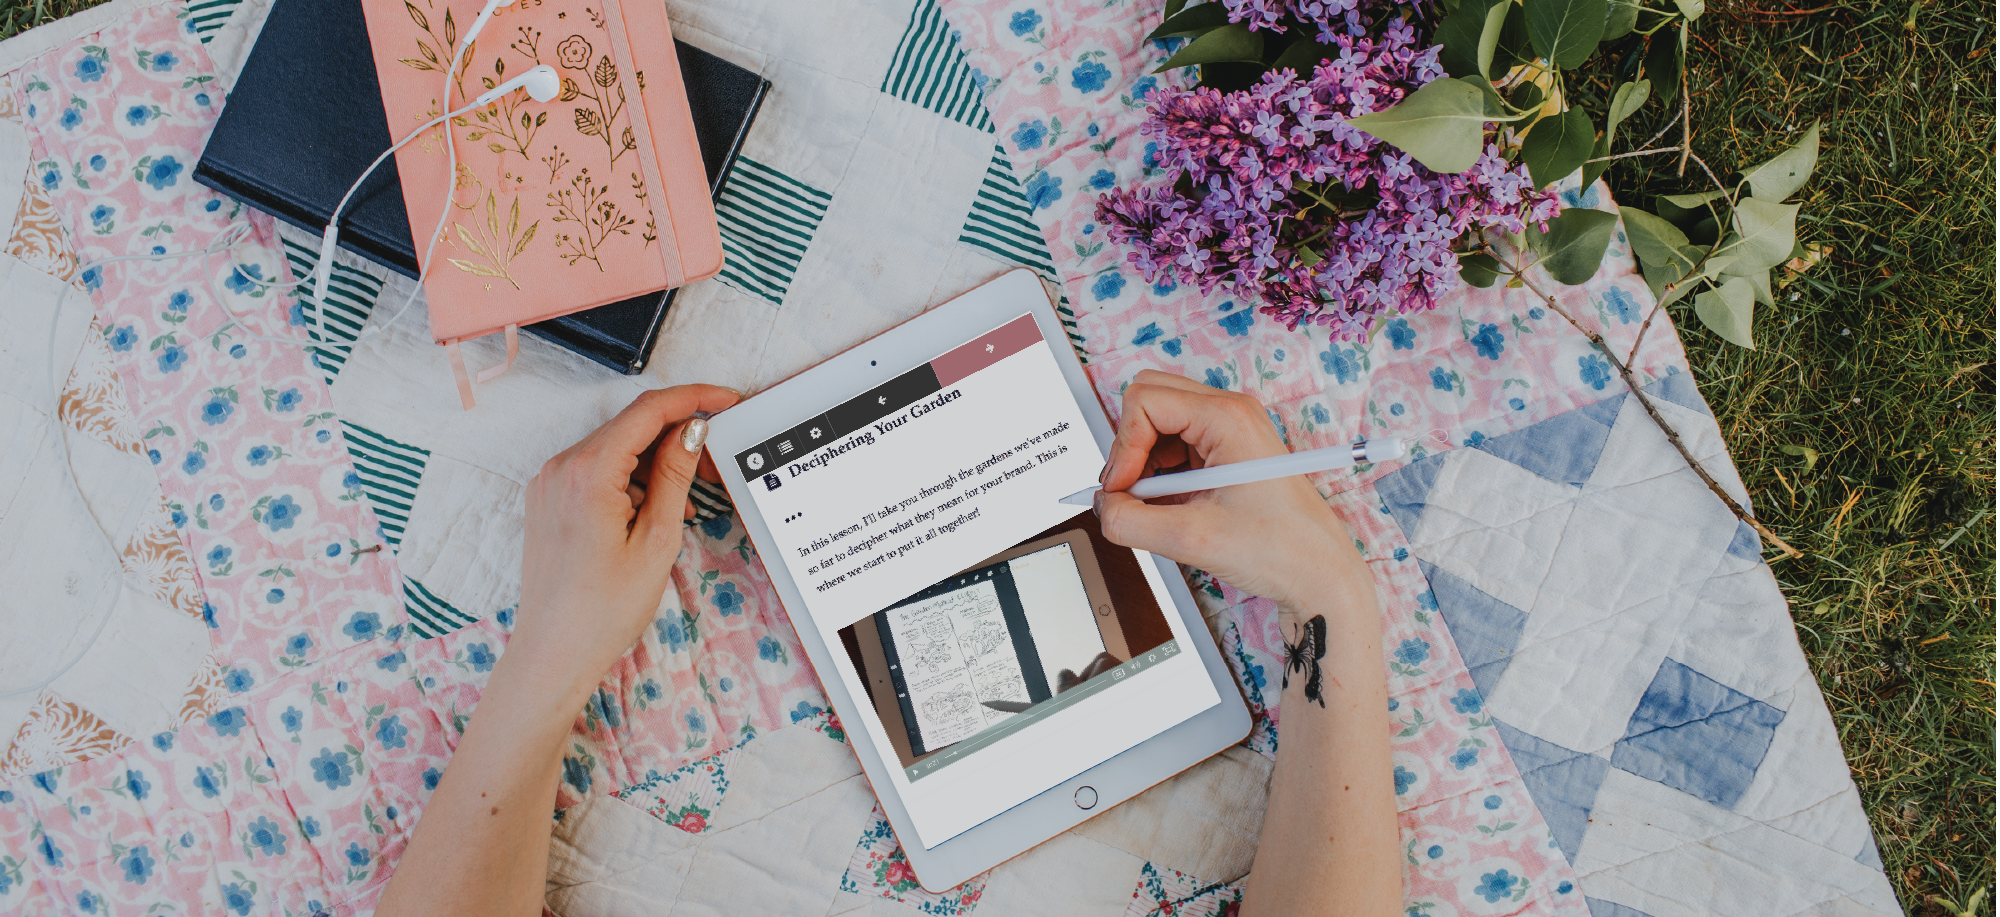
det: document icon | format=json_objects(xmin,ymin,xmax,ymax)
[{"xmin": 763, "ymin": 473, "xmax": 782, "ymax": 491}]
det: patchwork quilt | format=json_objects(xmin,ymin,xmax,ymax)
[{"xmin": 0, "ymin": 0, "xmax": 1898, "ymax": 914}]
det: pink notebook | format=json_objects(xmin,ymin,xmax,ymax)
[{"xmin": 359, "ymin": 0, "xmax": 722, "ymax": 389}]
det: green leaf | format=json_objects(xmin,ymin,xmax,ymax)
[
  {"xmin": 1519, "ymin": 106, "xmax": 1594, "ymax": 188},
  {"xmin": 1645, "ymin": 26, "xmax": 1681, "ymax": 105},
  {"xmin": 1491, "ymin": 2, "xmax": 1537, "ymax": 73},
  {"xmin": 1439, "ymin": 0, "xmax": 1511, "ymax": 78},
  {"xmin": 1438, "ymin": 0, "xmax": 1496, "ymax": 78},
  {"xmin": 1508, "ymin": 80, "xmax": 1545, "ymax": 117},
  {"xmin": 1297, "ymin": 244, "xmax": 1324, "ymax": 267},
  {"xmin": 1696, "ymin": 246, "xmax": 1741, "ymax": 283},
  {"xmin": 1526, "ymin": 0, "xmax": 1608, "ymax": 68},
  {"xmin": 1747, "ymin": 267, "xmax": 1775, "ymax": 307},
  {"xmin": 1693, "ymin": 276, "xmax": 1756, "ymax": 348},
  {"xmin": 1164, "ymin": 0, "xmax": 1190, "ymax": 20},
  {"xmin": 1655, "ymin": 189, "xmax": 1723, "ymax": 225},
  {"xmin": 1778, "ymin": 444, "xmax": 1818, "ymax": 473},
  {"xmin": 1459, "ymin": 252, "xmax": 1503, "ymax": 287},
  {"xmin": 1608, "ymin": 79, "xmax": 1649, "ymax": 130},
  {"xmin": 1719, "ymin": 198, "xmax": 1798, "ymax": 275},
  {"xmin": 1147, "ymin": 2, "xmax": 1229, "ymax": 41},
  {"xmin": 1271, "ymin": 38, "xmax": 1334, "ymax": 76},
  {"xmin": 1672, "ymin": 0, "xmax": 1704, "ymax": 18},
  {"xmin": 1476, "ymin": 0, "xmax": 1511, "ymax": 77},
  {"xmin": 1739, "ymin": 121, "xmax": 1820, "ymax": 201},
  {"xmin": 1461, "ymin": 74, "xmax": 1511, "ymax": 118},
  {"xmin": 1659, "ymin": 189, "xmax": 1726, "ymax": 209},
  {"xmin": 1621, "ymin": 207, "xmax": 1695, "ymax": 269},
  {"xmin": 1154, "ymin": 24, "xmax": 1264, "ymax": 72},
  {"xmin": 1603, "ymin": 0, "xmax": 1641, "ymax": 39},
  {"xmin": 1527, "ymin": 206, "xmax": 1618, "ymax": 284},
  {"xmin": 1344, "ymin": 77, "xmax": 1490, "ymax": 174},
  {"xmin": 1580, "ymin": 130, "xmax": 1612, "ymax": 189}
]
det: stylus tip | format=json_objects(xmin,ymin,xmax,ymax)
[{"xmin": 1057, "ymin": 487, "xmax": 1098, "ymax": 507}]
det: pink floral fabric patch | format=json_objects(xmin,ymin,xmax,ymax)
[{"xmin": 0, "ymin": 6, "xmax": 830, "ymax": 913}]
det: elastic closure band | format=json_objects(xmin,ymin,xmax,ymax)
[
  {"xmin": 445, "ymin": 341, "xmax": 476, "ymax": 410},
  {"xmin": 475, "ymin": 324, "xmax": 520, "ymax": 384},
  {"xmin": 599, "ymin": 0, "xmax": 685, "ymax": 287},
  {"xmin": 444, "ymin": 324, "xmax": 521, "ymax": 410}
]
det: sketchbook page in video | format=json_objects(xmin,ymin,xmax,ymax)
[
  {"xmin": 1007, "ymin": 543, "xmax": 1108, "ymax": 678},
  {"xmin": 886, "ymin": 580, "xmax": 1031, "ymax": 750}
]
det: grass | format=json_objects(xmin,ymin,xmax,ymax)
[
  {"xmin": 1, "ymin": 0, "xmax": 1991, "ymax": 913},
  {"xmin": 1580, "ymin": 0, "xmax": 1995, "ymax": 912},
  {"xmin": 0, "ymin": 0, "xmax": 102, "ymax": 38}
]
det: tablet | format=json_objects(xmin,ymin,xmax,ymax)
[{"xmin": 706, "ymin": 269, "xmax": 1251, "ymax": 891}]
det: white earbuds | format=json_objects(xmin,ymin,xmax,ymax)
[
  {"xmin": 461, "ymin": 0, "xmax": 518, "ymax": 52},
  {"xmin": 310, "ymin": 53, "xmax": 558, "ymax": 326},
  {"xmin": 474, "ymin": 65, "xmax": 560, "ymax": 107}
]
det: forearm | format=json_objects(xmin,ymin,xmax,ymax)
[
  {"xmin": 1240, "ymin": 577, "xmax": 1402, "ymax": 917},
  {"xmin": 375, "ymin": 647, "xmax": 596, "ymax": 917}
]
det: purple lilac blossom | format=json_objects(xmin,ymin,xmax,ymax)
[
  {"xmin": 1224, "ymin": 0, "xmax": 1394, "ymax": 41},
  {"xmin": 1096, "ymin": 19, "xmax": 1561, "ymax": 338}
]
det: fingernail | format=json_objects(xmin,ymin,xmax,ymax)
[
  {"xmin": 1098, "ymin": 461, "xmax": 1110, "ymax": 485},
  {"xmin": 681, "ymin": 417, "xmax": 709, "ymax": 453},
  {"xmin": 1091, "ymin": 490, "xmax": 1106, "ymax": 516},
  {"xmin": 720, "ymin": 386, "xmax": 746, "ymax": 399}
]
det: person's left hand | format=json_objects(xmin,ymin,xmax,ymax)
[{"xmin": 510, "ymin": 385, "xmax": 740, "ymax": 694}]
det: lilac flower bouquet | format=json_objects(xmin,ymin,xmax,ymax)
[
  {"xmin": 1092, "ymin": 0, "xmax": 1820, "ymax": 558},
  {"xmin": 1097, "ymin": 0, "xmax": 1564, "ymax": 337}
]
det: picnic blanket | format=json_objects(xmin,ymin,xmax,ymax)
[{"xmin": 0, "ymin": 0, "xmax": 1900, "ymax": 913}]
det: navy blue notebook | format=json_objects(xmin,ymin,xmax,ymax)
[{"xmin": 194, "ymin": 0, "xmax": 768, "ymax": 374}]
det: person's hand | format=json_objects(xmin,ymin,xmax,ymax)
[
  {"xmin": 1094, "ymin": 370, "xmax": 1363, "ymax": 627},
  {"xmin": 1056, "ymin": 652, "xmax": 1123, "ymax": 693},
  {"xmin": 511, "ymin": 384, "xmax": 740, "ymax": 694}
]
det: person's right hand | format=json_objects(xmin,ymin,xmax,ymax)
[{"xmin": 1093, "ymin": 370, "xmax": 1364, "ymax": 626}]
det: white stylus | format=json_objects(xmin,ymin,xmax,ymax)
[{"xmin": 1057, "ymin": 438, "xmax": 1408, "ymax": 506}]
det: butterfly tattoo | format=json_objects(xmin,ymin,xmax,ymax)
[{"xmin": 1282, "ymin": 615, "xmax": 1328, "ymax": 707}]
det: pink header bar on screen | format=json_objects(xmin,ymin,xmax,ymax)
[{"xmin": 931, "ymin": 314, "xmax": 1044, "ymax": 388}]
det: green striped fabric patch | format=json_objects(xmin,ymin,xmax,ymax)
[
  {"xmin": 183, "ymin": 0, "xmax": 242, "ymax": 41},
  {"xmin": 714, "ymin": 157, "xmax": 831, "ymax": 307},
  {"xmin": 881, "ymin": 0, "xmax": 992, "ymax": 132},
  {"xmin": 281, "ymin": 236, "xmax": 387, "ymax": 387},
  {"xmin": 403, "ymin": 576, "xmax": 479, "ymax": 639},
  {"xmin": 957, "ymin": 146, "xmax": 1085, "ymax": 357},
  {"xmin": 687, "ymin": 477, "xmax": 733, "ymax": 525},
  {"xmin": 959, "ymin": 145, "xmax": 1057, "ymax": 278},
  {"xmin": 1053, "ymin": 294, "xmax": 1086, "ymax": 359},
  {"xmin": 339, "ymin": 420, "xmax": 427, "ymax": 550}
]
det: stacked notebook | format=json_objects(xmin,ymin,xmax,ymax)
[{"xmin": 195, "ymin": 0, "xmax": 768, "ymax": 374}]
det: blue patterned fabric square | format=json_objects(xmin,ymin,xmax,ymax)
[
  {"xmin": 1493, "ymin": 721, "xmax": 1608, "ymax": 865},
  {"xmin": 1587, "ymin": 897, "xmax": 1658, "ymax": 917},
  {"xmin": 1611, "ymin": 659, "xmax": 1785, "ymax": 809},
  {"xmin": 1420, "ymin": 562, "xmax": 1526, "ymax": 698},
  {"xmin": 1471, "ymin": 393, "xmax": 1623, "ymax": 487},
  {"xmin": 1375, "ymin": 453, "xmax": 1442, "ymax": 540}
]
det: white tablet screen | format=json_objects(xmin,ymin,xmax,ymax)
[{"xmin": 731, "ymin": 314, "xmax": 1219, "ymax": 848}]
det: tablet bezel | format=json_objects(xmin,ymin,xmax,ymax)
[{"xmin": 705, "ymin": 268, "xmax": 1252, "ymax": 892}]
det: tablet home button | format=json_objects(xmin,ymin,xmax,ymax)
[{"xmin": 1073, "ymin": 786, "xmax": 1098, "ymax": 810}]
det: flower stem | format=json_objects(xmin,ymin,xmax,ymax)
[{"xmin": 1482, "ymin": 242, "xmax": 1803, "ymax": 559}]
